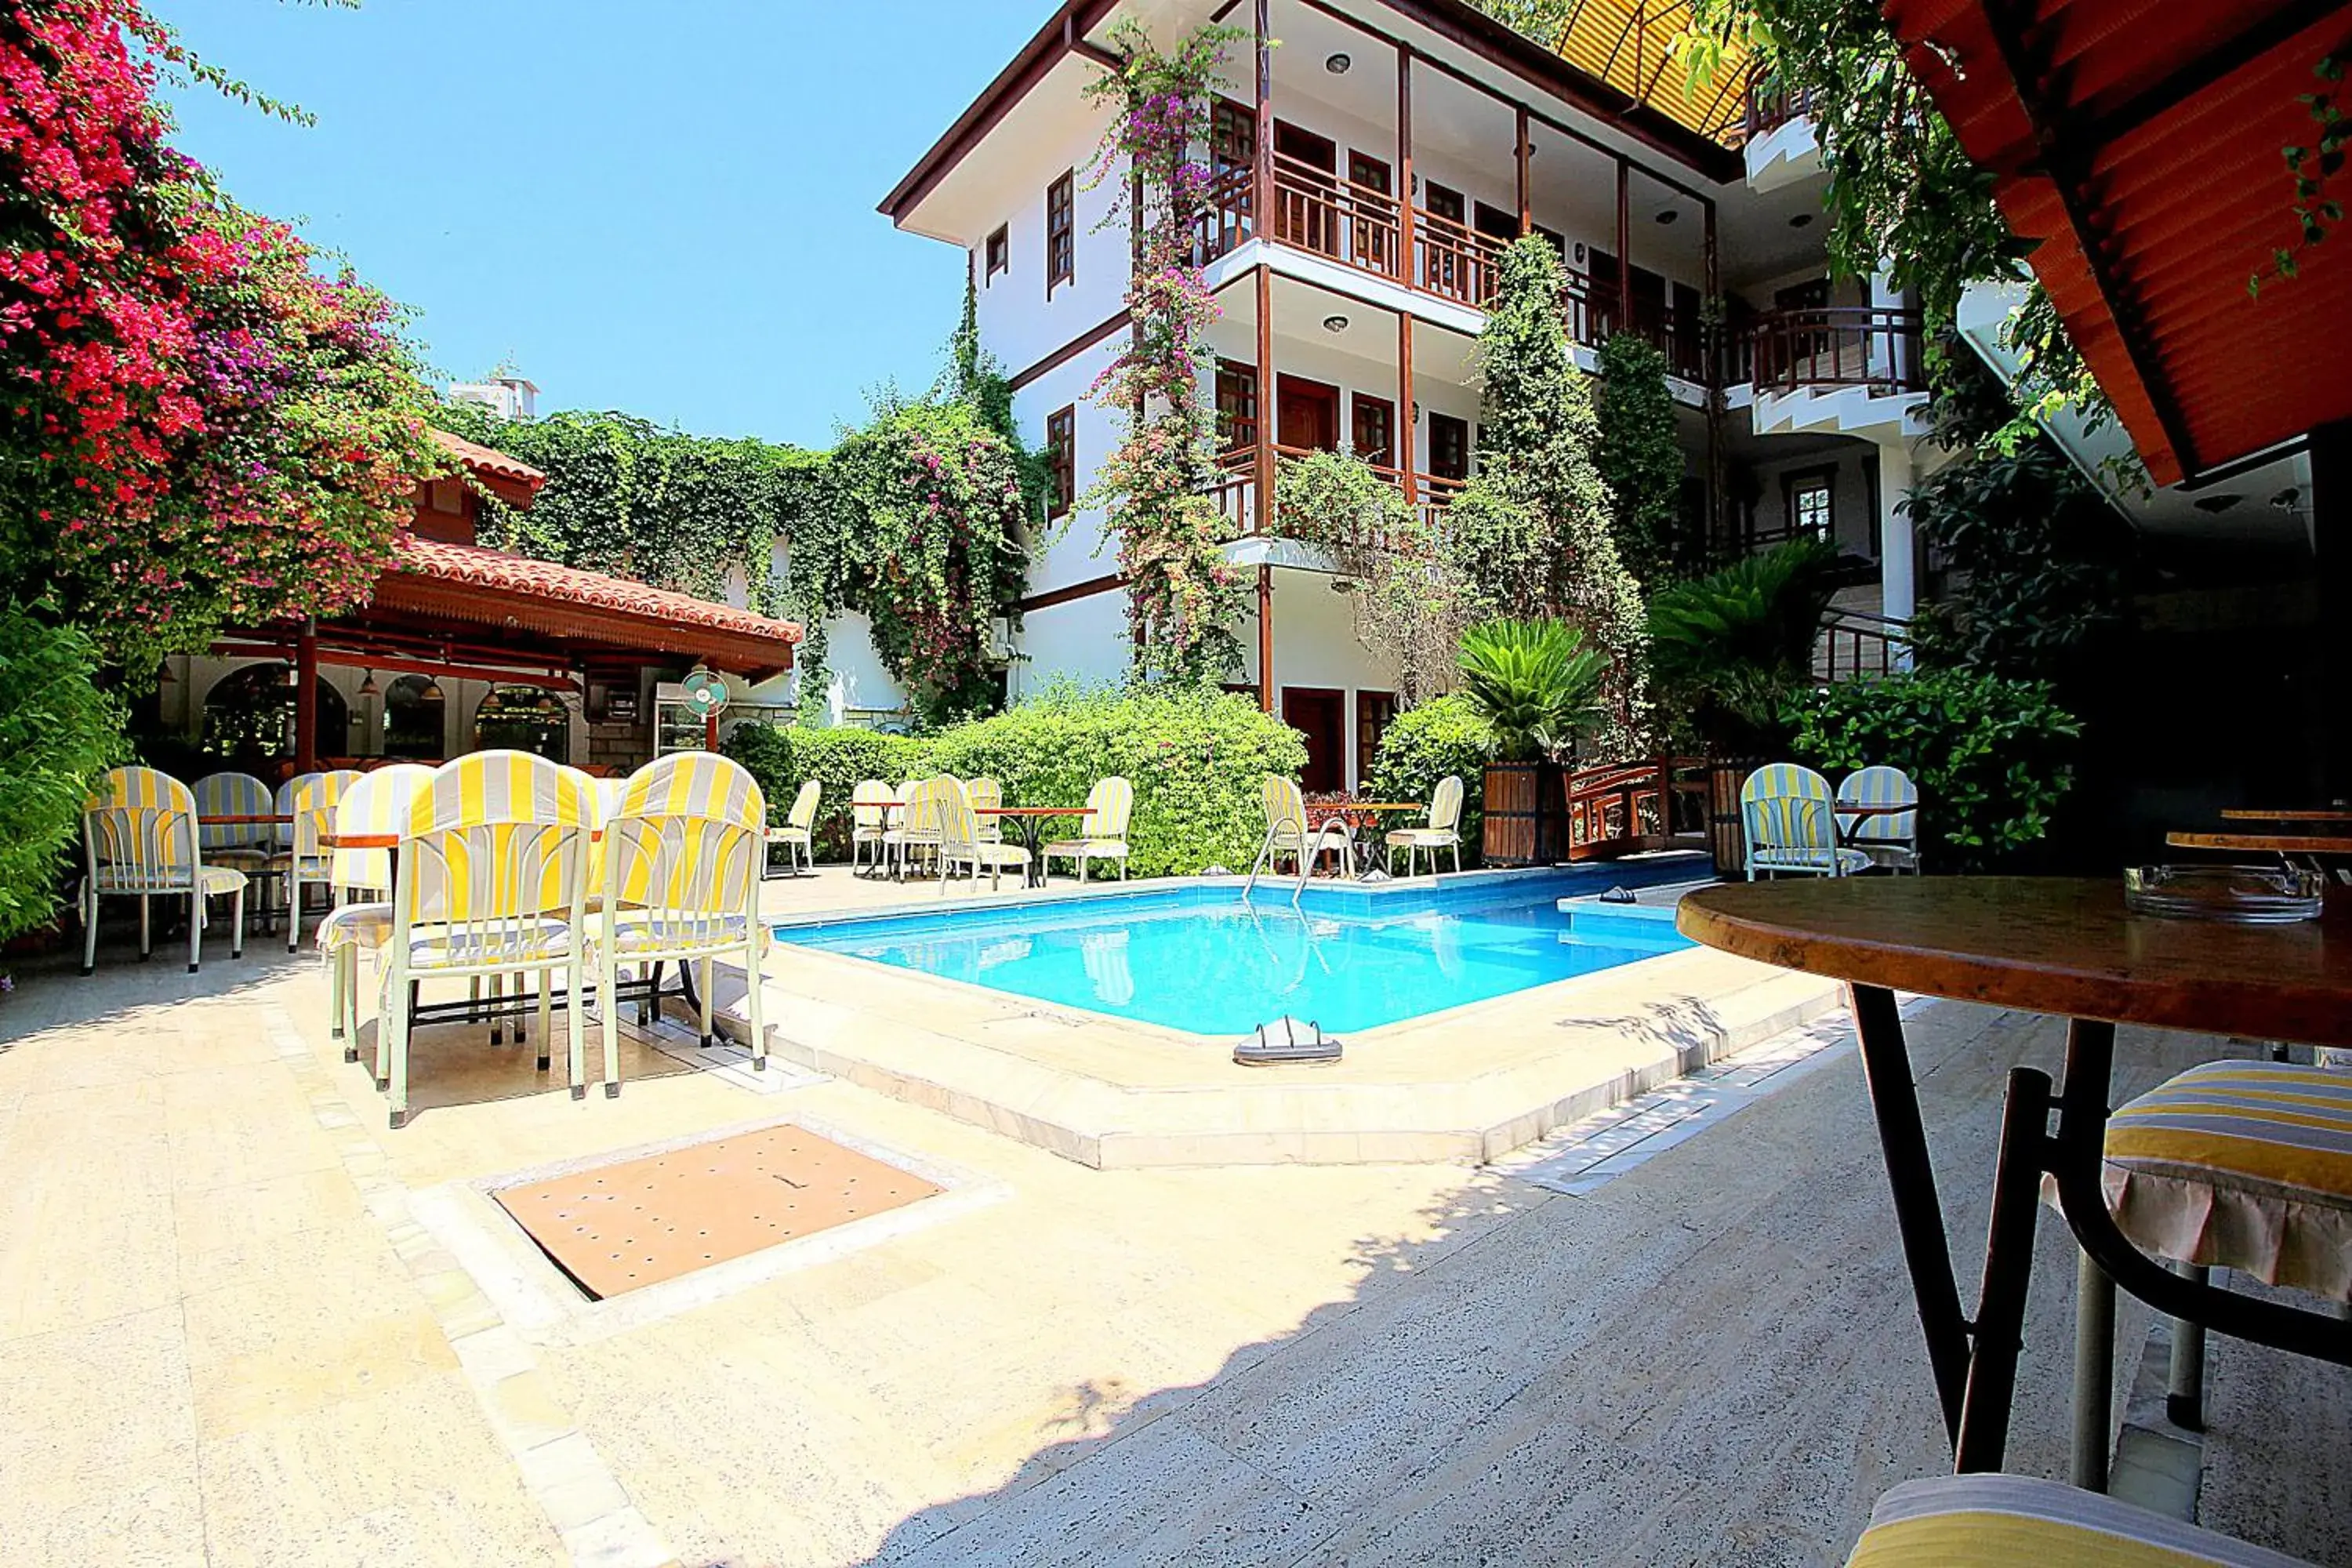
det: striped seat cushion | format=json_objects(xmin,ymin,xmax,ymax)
[
  {"xmin": 1848, "ymin": 1475, "xmax": 2315, "ymax": 1566},
  {"xmin": 316, "ymin": 902, "xmax": 394, "ymax": 956},
  {"xmin": 1752, "ymin": 845, "xmax": 1873, "ymax": 875},
  {"xmin": 2103, "ymin": 1058, "xmax": 2352, "ymax": 1300}
]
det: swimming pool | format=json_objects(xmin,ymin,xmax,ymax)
[{"xmin": 775, "ymin": 874, "xmax": 1691, "ymax": 1036}]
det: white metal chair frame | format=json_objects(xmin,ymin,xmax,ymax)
[
  {"xmin": 1741, "ymin": 764, "xmax": 1871, "ymax": 880},
  {"xmin": 592, "ymin": 755, "xmax": 770, "ymax": 1098},
  {"xmin": 884, "ymin": 777, "xmax": 944, "ymax": 880},
  {"xmin": 936, "ymin": 776, "xmax": 1032, "ymax": 894},
  {"xmin": 81, "ymin": 768, "xmax": 246, "ymax": 975},
  {"xmin": 316, "ymin": 764, "xmax": 434, "ymax": 1057},
  {"xmin": 1835, "ymin": 764, "xmax": 1922, "ymax": 874},
  {"xmin": 378, "ymin": 753, "xmax": 592, "ymax": 1129},
  {"xmin": 1387, "ymin": 775, "xmax": 1465, "ymax": 877},
  {"xmin": 764, "ymin": 779, "xmax": 822, "ymax": 878},
  {"xmin": 1044, "ymin": 776, "xmax": 1134, "ymax": 884},
  {"xmin": 849, "ymin": 780, "xmax": 893, "ymax": 876},
  {"xmin": 281, "ymin": 770, "xmax": 361, "ymax": 951}
]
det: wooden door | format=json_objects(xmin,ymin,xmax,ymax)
[
  {"xmin": 1277, "ymin": 376, "xmax": 1340, "ymax": 455},
  {"xmin": 1274, "ymin": 122, "xmax": 1339, "ymax": 253},
  {"xmin": 1209, "ymin": 98, "xmax": 1257, "ymax": 252},
  {"xmin": 1347, "ymin": 151, "xmax": 1393, "ymax": 273},
  {"xmin": 1350, "ymin": 393, "xmax": 1396, "ymax": 469},
  {"xmin": 1428, "ymin": 412, "xmax": 1471, "ymax": 483},
  {"xmin": 1283, "ymin": 688, "xmax": 1347, "ymax": 794},
  {"xmin": 1217, "ymin": 360, "xmax": 1259, "ymax": 459},
  {"xmin": 1356, "ymin": 691, "xmax": 1397, "ymax": 789}
]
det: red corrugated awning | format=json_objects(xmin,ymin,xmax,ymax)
[{"xmin": 1882, "ymin": 0, "xmax": 2352, "ymax": 485}]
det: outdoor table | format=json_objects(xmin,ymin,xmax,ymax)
[
  {"xmin": 2165, "ymin": 829, "xmax": 2352, "ymax": 884},
  {"xmin": 1831, "ymin": 800, "xmax": 1913, "ymax": 847},
  {"xmin": 1677, "ymin": 877, "xmax": 2352, "ymax": 1475},
  {"xmin": 2220, "ymin": 808, "xmax": 2352, "ymax": 822},
  {"xmin": 977, "ymin": 806, "xmax": 1091, "ymax": 889},
  {"xmin": 1305, "ymin": 801, "xmax": 1424, "ymax": 878}
]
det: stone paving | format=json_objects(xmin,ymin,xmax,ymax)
[{"xmin": 1, "ymin": 872, "xmax": 2345, "ymax": 1566}]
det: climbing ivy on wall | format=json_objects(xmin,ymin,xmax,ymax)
[
  {"xmin": 1081, "ymin": 19, "xmax": 1249, "ymax": 685},
  {"xmin": 1593, "ymin": 332, "xmax": 1686, "ymax": 586}
]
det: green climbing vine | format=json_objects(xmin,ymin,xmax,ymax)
[
  {"xmin": 1593, "ymin": 332, "xmax": 1685, "ymax": 586},
  {"xmin": 1080, "ymin": 18, "xmax": 1249, "ymax": 685},
  {"xmin": 2250, "ymin": 56, "xmax": 2351, "ymax": 297}
]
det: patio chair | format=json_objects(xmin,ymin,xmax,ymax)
[
  {"xmin": 1842, "ymin": 1473, "xmax": 2312, "ymax": 1566},
  {"xmin": 2067, "ymin": 1058, "xmax": 2352, "ymax": 1488},
  {"xmin": 280, "ymin": 769, "xmax": 362, "ymax": 951},
  {"xmin": 591, "ymin": 752, "xmax": 770, "ymax": 1094},
  {"xmin": 194, "ymin": 770, "xmax": 286, "ymax": 927},
  {"xmin": 884, "ymin": 777, "xmax": 945, "ymax": 880},
  {"xmin": 314, "ymin": 763, "xmax": 434, "ymax": 1054},
  {"xmin": 1740, "ymin": 763, "xmax": 1870, "ymax": 880},
  {"xmin": 966, "ymin": 776, "xmax": 1005, "ymax": 842},
  {"xmin": 80, "ymin": 766, "xmax": 246, "ymax": 975},
  {"xmin": 764, "ymin": 779, "xmax": 821, "ymax": 877},
  {"xmin": 936, "ymin": 776, "xmax": 1031, "ymax": 894},
  {"xmin": 849, "ymin": 780, "xmax": 893, "ymax": 876},
  {"xmin": 1837, "ymin": 764, "xmax": 1920, "ymax": 874},
  {"xmin": 378, "ymin": 751, "xmax": 593, "ymax": 1128},
  {"xmin": 1386, "ymin": 775, "xmax": 1465, "ymax": 877},
  {"xmin": 1044, "ymin": 775, "xmax": 1134, "ymax": 884}
]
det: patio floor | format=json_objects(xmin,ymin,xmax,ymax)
[{"xmin": 2, "ymin": 881, "xmax": 2346, "ymax": 1566}]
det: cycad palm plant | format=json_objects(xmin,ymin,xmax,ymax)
[
  {"xmin": 1646, "ymin": 538, "xmax": 1839, "ymax": 754},
  {"xmin": 1455, "ymin": 618, "xmax": 1608, "ymax": 762}
]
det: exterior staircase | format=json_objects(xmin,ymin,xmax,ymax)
[{"xmin": 1753, "ymin": 381, "xmax": 1929, "ymax": 445}]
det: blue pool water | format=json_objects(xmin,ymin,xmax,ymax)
[{"xmin": 775, "ymin": 874, "xmax": 1692, "ymax": 1036}]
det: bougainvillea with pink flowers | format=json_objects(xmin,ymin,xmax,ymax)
[
  {"xmin": 0, "ymin": 0, "xmax": 437, "ymax": 666},
  {"xmin": 1081, "ymin": 20, "xmax": 1247, "ymax": 685}
]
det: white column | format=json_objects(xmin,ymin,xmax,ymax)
[
  {"xmin": 1878, "ymin": 441, "xmax": 1915, "ymax": 670},
  {"xmin": 1870, "ymin": 267, "xmax": 1912, "ymax": 387}
]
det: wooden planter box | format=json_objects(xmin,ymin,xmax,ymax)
[
  {"xmin": 1706, "ymin": 756, "xmax": 1762, "ymax": 877},
  {"xmin": 1482, "ymin": 760, "xmax": 1568, "ymax": 868}
]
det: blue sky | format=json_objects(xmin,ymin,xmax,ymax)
[{"xmin": 162, "ymin": 2, "xmax": 1043, "ymax": 448}]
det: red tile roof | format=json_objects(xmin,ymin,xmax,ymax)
[
  {"xmin": 380, "ymin": 534, "xmax": 801, "ymax": 677},
  {"xmin": 430, "ymin": 427, "xmax": 547, "ymax": 488}
]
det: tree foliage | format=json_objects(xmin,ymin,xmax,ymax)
[
  {"xmin": 1645, "ymin": 536, "xmax": 1838, "ymax": 754},
  {"xmin": 0, "ymin": 1, "xmax": 439, "ymax": 667},
  {"xmin": 1082, "ymin": 20, "xmax": 1247, "ymax": 684},
  {"xmin": 1454, "ymin": 617, "xmax": 1607, "ymax": 763},
  {"xmin": 1592, "ymin": 332, "xmax": 1685, "ymax": 586},
  {"xmin": 1446, "ymin": 238, "xmax": 1648, "ymax": 753},
  {"xmin": 1368, "ymin": 692, "xmax": 1495, "ymax": 862},
  {"xmin": 0, "ymin": 603, "xmax": 126, "ymax": 943}
]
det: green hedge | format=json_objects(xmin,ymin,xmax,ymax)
[
  {"xmin": 724, "ymin": 684, "xmax": 1307, "ymax": 875},
  {"xmin": 0, "ymin": 607, "xmax": 127, "ymax": 944},
  {"xmin": 1367, "ymin": 693, "xmax": 1494, "ymax": 865}
]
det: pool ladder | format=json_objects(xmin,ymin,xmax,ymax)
[{"xmin": 1240, "ymin": 815, "xmax": 1357, "ymax": 907}]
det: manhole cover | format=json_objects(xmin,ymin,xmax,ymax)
[{"xmin": 495, "ymin": 1126, "xmax": 942, "ymax": 1299}]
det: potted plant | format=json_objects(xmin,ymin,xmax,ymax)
[
  {"xmin": 1454, "ymin": 618, "xmax": 1606, "ymax": 866},
  {"xmin": 1644, "ymin": 539, "xmax": 1840, "ymax": 873}
]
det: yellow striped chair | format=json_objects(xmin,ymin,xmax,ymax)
[
  {"xmin": 1846, "ymin": 1474, "xmax": 2313, "ymax": 1566},
  {"xmin": 1741, "ymin": 763, "xmax": 1871, "ymax": 879},
  {"xmin": 936, "ymin": 775, "xmax": 1031, "ymax": 894},
  {"xmin": 763, "ymin": 779, "xmax": 822, "ymax": 877},
  {"xmin": 849, "ymin": 779, "xmax": 893, "ymax": 876},
  {"xmin": 2072, "ymin": 1057, "xmax": 2352, "ymax": 1466},
  {"xmin": 593, "ymin": 753, "xmax": 769, "ymax": 1094},
  {"xmin": 194, "ymin": 770, "xmax": 284, "ymax": 929},
  {"xmin": 1837, "ymin": 764, "xmax": 1921, "ymax": 873},
  {"xmin": 1386, "ymin": 774, "xmax": 1465, "ymax": 877},
  {"xmin": 379, "ymin": 751, "xmax": 594, "ymax": 1128},
  {"xmin": 966, "ymin": 776, "xmax": 1006, "ymax": 843},
  {"xmin": 884, "ymin": 777, "xmax": 945, "ymax": 880},
  {"xmin": 81, "ymin": 767, "xmax": 246, "ymax": 975},
  {"xmin": 314, "ymin": 764, "xmax": 434, "ymax": 1056},
  {"xmin": 279, "ymin": 769, "xmax": 362, "ymax": 951},
  {"xmin": 1045, "ymin": 775, "xmax": 1136, "ymax": 884}
]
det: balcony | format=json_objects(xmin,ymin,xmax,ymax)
[
  {"xmin": 1748, "ymin": 307, "xmax": 1926, "ymax": 396},
  {"xmin": 1207, "ymin": 441, "xmax": 1465, "ymax": 550}
]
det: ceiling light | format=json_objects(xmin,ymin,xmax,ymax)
[
  {"xmin": 1789, "ymin": 212, "xmax": 1816, "ymax": 229},
  {"xmin": 1325, "ymin": 52, "xmax": 1351, "ymax": 74},
  {"xmin": 155, "ymin": 658, "xmax": 175, "ymax": 685},
  {"xmin": 1322, "ymin": 314, "xmax": 1350, "ymax": 333},
  {"xmin": 2191, "ymin": 494, "xmax": 2243, "ymax": 514},
  {"xmin": 418, "ymin": 677, "xmax": 445, "ymax": 702},
  {"xmin": 1654, "ymin": 209, "xmax": 1678, "ymax": 225},
  {"xmin": 358, "ymin": 668, "xmax": 379, "ymax": 697}
]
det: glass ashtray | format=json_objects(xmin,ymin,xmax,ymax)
[{"xmin": 2124, "ymin": 864, "xmax": 2326, "ymax": 924}]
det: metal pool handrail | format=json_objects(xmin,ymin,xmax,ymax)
[{"xmin": 1294, "ymin": 818, "xmax": 1356, "ymax": 907}]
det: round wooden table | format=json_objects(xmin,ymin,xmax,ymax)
[
  {"xmin": 1306, "ymin": 801, "xmax": 1425, "ymax": 877},
  {"xmin": 1679, "ymin": 877, "xmax": 2352, "ymax": 1475},
  {"xmin": 2220, "ymin": 808, "xmax": 2352, "ymax": 822},
  {"xmin": 977, "ymin": 806, "xmax": 1091, "ymax": 887}
]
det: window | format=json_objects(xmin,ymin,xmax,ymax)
[
  {"xmin": 985, "ymin": 224, "xmax": 1008, "ymax": 283},
  {"xmin": 1045, "ymin": 405, "xmax": 1076, "ymax": 519},
  {"xmin": 1351, "ymin": 394, "xmax": 1395, "ymax": 469},
  {"xmin": 1045, "ymin": 171, "xmax": 1075, "ymax": 293},
  {"xmin": 1215, "ymin": 360, "xmax": 1259, "ymax": 457},
  {"xmin": 1786, "ymin": 468, "xmax": 1835, "ymax": 542},
  {"xmin": 1428, "ymin": 412, "xmax": 1471, "ymax": 483}
]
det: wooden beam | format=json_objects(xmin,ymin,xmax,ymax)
[
  {"xmin": 293, "ymin": 619, "xmax": 318, "ymax": 773},
  {"xmin": 1258, "ymin": 566, "xmax": 1275, "ymax": 714},
  {"xmin": 1015, "ymin": 572, "xmax": 1126, "ymax": 612},
  {"xmin": 1515, "ymin": 106, "xmax": 1532, "ymax": 234},
  {"xmin": 1007, "ymin": 309, "xmax": 1131, "ymax": 393},
  {"xmin": 1616, "ymin": 156, "xmax": 1632, "ymax": 334},
  {"xmin": 1399, "ymin": 308, "xmax": 1417, "ymax": 506},
  {"xmin": 1398, "ymin": 44, "xmax": 1415, "ymax": 294}
]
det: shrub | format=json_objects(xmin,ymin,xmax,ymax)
[
  {"xmin": 1788, "ymin": 667, "xmax": 2082, "ymax": 872},
  {"xmin": 0, "ymin": 608, "xmax": 127, "ymax": 945},
  {"xmin": 1646, "ymin": 537, "xmax": 1841, "ymax": 755},
  {"xmin": 1455, "ymin": 618, "xmax": 1607, "ymax": 761},
  {"xmin": 723, "ymin": 683, "xmax": 1305, "ymax": 874},
  {"xmin": 927, "ymin": 683, "xmax": 1305, "ymax": 877},
  {"xmin": 1369, "ymin": 694, "xmax": 1494, "ymax": 864}
]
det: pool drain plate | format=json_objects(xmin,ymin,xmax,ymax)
[{"xmin": 494, "ymin": 1125, "xmax": 942, "ymax": 1299}]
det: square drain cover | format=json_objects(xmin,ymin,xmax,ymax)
[{"xmin": 495, "ymin": 1126, "xmax": 941, "ymax": 1299}]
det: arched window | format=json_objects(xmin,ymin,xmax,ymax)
[
  {"xmin": 474, "ymin": 685, "xmax": 570, "ymax": 763},
  {"xmin": 381, "ymin": 674, "xmax": 447, "ymax": 761},
  {"xmin": 199, "ymin": 663, "xmax": 348, "ymax": 776}
]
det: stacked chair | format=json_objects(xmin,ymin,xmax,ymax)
[
  {"xmin": 315, "ymin": 764, "xmax": 434, "ymax": 1055},
  {"xmin": 1836, "ymin": 764, "xmax": 1921, "ymax": 874},
  {"xmin": 849, "ymin": 780, "xmax": 894, "ymax": 875},
  {"xmin": 935, "ymin": 775, "xmax": 1031, "ymax": 894},
  {"xmin": 1044, "ymin": 776, "xmax": 1135, "ymax": 883},
  {"xmin": 193, "ymin": 771, "xmax": 284, "ymax": 923},
  {"xmin": 280, "ymin": 769, "xmax": 362, "ymax": 950},
  {"xmin": 1740, "ymin": 763, "xmax": 1871, "ymax": 879}
]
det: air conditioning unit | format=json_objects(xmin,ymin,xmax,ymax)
[{"xmin": 985, "ymin": 617, "xmax": 1016, "ymax": 662}]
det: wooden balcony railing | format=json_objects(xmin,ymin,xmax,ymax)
[
  {"xmin": 1210, "ymin": 445, "xmax": 1465, "ymax": 544},
  {"xmin": 1744, "ymin": 78, "xmax": 1818, "ymax": 140},
  {"xmin": 1751, "ymin": 307, "xmax": 1925, "ymax": 394},
  {"xmin": 1817, "ymin": 607, "xmax": 1911, "ymax": 684},
  {"xmin": 1414, "ymin": 205, "xmax": 1507, "ymax": 308},
  {"xmin": 1566, "ymin": 756, "xmax": 1708, "ymax": 862},
  {"xmin": 1268, "ymin": 153, "xmax": 1402, "ymax": 281}
]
